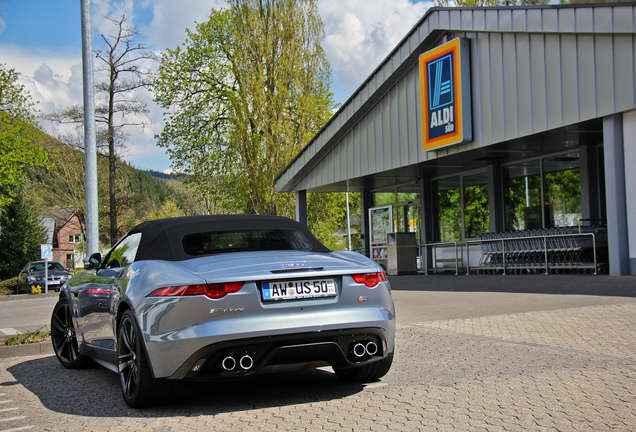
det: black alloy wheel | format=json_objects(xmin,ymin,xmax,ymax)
[
  {"xmin": 51, "ymin": 298, "xmax": 88, "ymax": 368},
  {"xmin": 118, "ymin": 310, "xmax": 171, "ymax": 408}
]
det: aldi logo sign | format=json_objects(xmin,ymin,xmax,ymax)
[{"xmin": 420, "ymin": 38, "xmax": 472, "ymax": 151}]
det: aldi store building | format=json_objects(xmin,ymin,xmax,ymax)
[{"xmin": 276, "ymin": 3, "xmax": 636, "ymax": 276}]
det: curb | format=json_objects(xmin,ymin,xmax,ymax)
[
  {"xmin": 0, "ymin": 342, "xmax": 54, "ymax": 359},
  {"xmin": 0, "ymin": 292, "xmax": 59, "ymax": 302}
]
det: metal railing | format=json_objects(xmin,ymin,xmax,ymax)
[
  {"xmin": 418, "ymin": 242, "xmax": 461, "ymax": 275},
  {"xmin": 466, "ymin": 232, "xmax": 598, "ymax": 275},
  {"xmin": 417, "ymin": 228, "xmax": 605, "ymax": 275}
]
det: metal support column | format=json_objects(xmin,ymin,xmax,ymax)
[
  {"xmin": 295, "ymin": 190, "xmax": 307, "ymax": 226},
  {"xmin": 360, "ymin": 189, "xmax": 372, "ymax": 258},
  {"xmin": 580, "ymin": 142, "xmax": 601, "ymax": 223},
  {"xmin": 487, "ymin": 162, "xmax": 505, "ymax": 233}
]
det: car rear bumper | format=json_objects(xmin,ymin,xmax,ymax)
[
  {"xmin": 137, "ymin": 279, "xmax": 395, "ymax": 378},
  {"xmin": 168, "ymin": 327, "xmax": 392, "ymax": 380}
]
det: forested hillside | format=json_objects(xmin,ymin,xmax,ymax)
[{"xmin": 23, "ymin": 131, "xmax": 206, "ymax": 245}]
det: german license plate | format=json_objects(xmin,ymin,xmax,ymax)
[{"xmin": 262, "ymin": 279, "xmax": 337, "ymax": 301}]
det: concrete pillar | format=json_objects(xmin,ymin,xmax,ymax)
[{"xmin": 602, "ymin": 114, "xmax": 630, "ymax": 275}]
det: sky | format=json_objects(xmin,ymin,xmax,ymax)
[{"xmin": 0, "ymin": 0, "xmax": 434, "ymax": 173}]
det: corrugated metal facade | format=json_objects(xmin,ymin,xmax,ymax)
[{"xmin": 275, "ymin": 4, "xmax": 636, "ymax": 193}]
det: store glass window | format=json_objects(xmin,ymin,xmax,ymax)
[
  {"xmin": 373, "ymin": 192, "xmax": 396, "ymax": 207},
  {"xmin": 543, "ymin": 152, "xmax": 581, "ymax": 227},
  {"xmin": 504, "ymin": 160, "xmax": 542, "ymax": 231},
  {"xmin": 434, "ymin": 176, "xmax": 461, "ymax": 242},
  {"xmin": 503, "ymin": 152, "xmax": 581, "ymax": 231},
  {"xmin": 463, "ymin": 172, "xmax": 489, "ymax": 238}
]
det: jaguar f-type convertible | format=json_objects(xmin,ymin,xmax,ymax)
[{"xmin": 51, "ymin": 215, "xmax": 395, "ymax": 407}]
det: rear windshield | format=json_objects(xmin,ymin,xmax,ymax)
[
  {"xmin": 182, "ymin": 229, "xmax": 314, "ymax": 256},
  {"xmin": 30, "ymin": 262, "xmax": 65, "ymax": 272}
]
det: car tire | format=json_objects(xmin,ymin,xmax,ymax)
[
  {"xmin": 118, "ymin": 310, "xmax": 172, "ymax": 408},
  {"xmin": 333, "ymin": 354, "xmax": 394, "ymax": 382},
  {"xmin": 51, "ymin": 298, "xmax": 90, "ymax": 369}
]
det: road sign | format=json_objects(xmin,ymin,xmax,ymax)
[{"xmin": 41, "ymin": 244, "xmax": 53, "ymax": 260}]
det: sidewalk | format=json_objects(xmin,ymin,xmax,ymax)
[{"xmin": 388, "ymin": 273, "xmax": 636, "ymax": 297}]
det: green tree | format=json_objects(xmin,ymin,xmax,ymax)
[
  {"xmin": 308, "ymin": 192, "xmax": 361, "ymax": 250},
  {"xmin": 0, "ymin": 64, "xmax": 48, "ymax": 209},
  {"xmin": 154, "ymin": 0, "xmax": 335, "ymax": 217},
  {"xmin": 0, "ymin": 188, "xmax": 47, "ymax": 280}
]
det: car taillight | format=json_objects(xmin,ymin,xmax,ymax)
[
  {"xmin": 147, "ymin": 282, "xmax": 245, "ymax": 300},
  {"xmin": 351, "ymin": 272, "xmax": 387, "ymax": 287},
  {"xmin": 87, "ymin": 288, "xmax": 111, "ymax": 294}
]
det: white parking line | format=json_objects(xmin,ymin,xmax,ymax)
[
  {"xmin": 0, "ymin": 401, "xmax": 12, "ymax": 405},
  {"xmin": 0, "ymin": 409, "xmax": 18, "ymax": 413},
  {"xmin": 0, "ymin": 417, "xmax": 26, "ymax": 423},
  {"xmin": 0, "ymin": 426, "xmax": 35, "ymax": 431}
]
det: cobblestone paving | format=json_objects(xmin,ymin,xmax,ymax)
[{"xmin": 1, "ymin": 296, "xmax": 635, "ymax": 431}]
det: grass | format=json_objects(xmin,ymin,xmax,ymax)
[{"xmin": 1, "ymin": 327, "xmax": 51, "ymax": 346}]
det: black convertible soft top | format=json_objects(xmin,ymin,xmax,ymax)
[{"xmin": 128, "ymin": 214, "xmax": 330, "ymax": 262}]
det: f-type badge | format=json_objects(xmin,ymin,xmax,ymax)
[{"xmin": 210, "ymin": 307, "xmax": 245, "ymax": 315}]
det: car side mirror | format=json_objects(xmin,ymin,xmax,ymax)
[{"xmin": 84, "ymin": 252, "xmax": 102, "ymax": 270}]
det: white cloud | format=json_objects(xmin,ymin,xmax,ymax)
[
  {"xmin": 318, "ymin": 0, "xmax": 433, "ymax": 101},
  {"xmin": 140, "ymin": 0, "xmax": 225, "ymax": 51},
  {"xmin": 0, "ymin": 44, "xmax": 82, "ymax": 114},
  {"xmin": 1, "ymin": 0, "xmax": 434, "ymax": 171},
  {"xmin": 91, "ymin": 0, "xmax": 135, "ymax": 36}
]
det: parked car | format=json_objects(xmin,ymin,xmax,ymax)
[
  {"xmin": 50, "ymin": 215, "xmax": 395, "ymax": 408},
  {"xmin": 17, "ymin": 261, "xmax": 72, "ymax": 293}
]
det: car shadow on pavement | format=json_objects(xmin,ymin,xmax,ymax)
[{"xmin": 6, "ymin": 355, "xmax": 366, "ymax": 416}]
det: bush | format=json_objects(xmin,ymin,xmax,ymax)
[{"xmin": 0, "ymin": 277, "xmax": 18, "ymax": 296}]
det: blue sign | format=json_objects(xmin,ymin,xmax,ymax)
[
  {"xmin": 41, "ymin": 244, "xmax": 53, "ymax": 260},
  {"xmin": 427, "ymin": 53, "xmax": 454, "ymax": 112},
  {"xmin": 420, "ymin": 38, "xmax": 472, "ymax": 151}
]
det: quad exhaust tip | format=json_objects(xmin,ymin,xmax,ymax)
[
  {"xmin": 222, "ymin": 354, "xmax": 254, "ymax": 371},
  {"xmin": 365, "ymin": 341, "xmax": 378, "ymax": 356},
  {"xmin": 351, "ymin": 340, "xmax": 379, "ymax": 358},
  {"xmin": 240, "ymin": 354, "xmax": 254, "ymax": 370},
  {"xmin": 353, "ymin": 343, "xmax": 367, "ymax": 358},
  {"xmin": 222, "ymin": 356, "xmax": 237, "ymax": 371}
]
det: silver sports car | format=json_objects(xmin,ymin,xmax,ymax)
[{"xmin": 51, "ymin": 215, "xmax": 395, "ymax": 407}]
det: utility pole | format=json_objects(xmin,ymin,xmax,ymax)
[{"xmin": 80, "ymin": 0, "xmax": 99, "ymax": 256}]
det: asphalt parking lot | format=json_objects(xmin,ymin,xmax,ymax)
[{"xmin": 1, "ymin": 274, "xmax": 635, "ymax": 431}]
